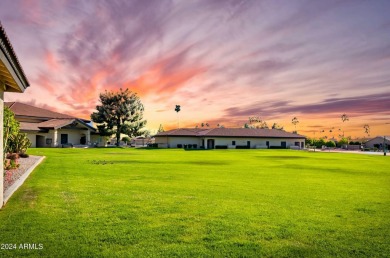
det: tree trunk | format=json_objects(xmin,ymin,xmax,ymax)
[{"xmin": 116, "ymin": 119, "xmax": 121, "ymax": 146}]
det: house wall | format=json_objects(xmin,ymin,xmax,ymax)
[
  {"xmin": 365, "ymin": 137, "xmax": 390, "ymax": 148},
  {"xmin": 208, "ymin": 137, "xmax": 304, "ymax": 149},
  {"xmin": 155, "ymin": 136, "xmax": 201, "ymax": 148},
  {"xmin": 155, "ymin": 136, "xmax": 305, "ymax": 149},
  {"xmin": 26, "ymin": 129, "xmax": 91, "ymax": 147}
]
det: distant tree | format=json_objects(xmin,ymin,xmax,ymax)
[
  {"xmin": 291, "ymin": 117, "xmax": 299, "ymax": 131},
  {"xmin": 363, "ymin": 124, "xmax": 370, "ymax": 137},
  {"xmin": 325, "ymin": 141, "xmax": 336, "ymax": 148},
  {"xmin": 121, "ymin": 136, "xmax": 131, "ymax": 144},
  {"xmin": 175, "ymin": 105, "xmax": 181, "ymax": 128},
  {"xmin": 91, "ymin": 88, "xmax": 147, "ymax": 146},
  {"xmin": 272, "ymin": 123, "xmax": 284, "ymax": 130},
  {"xmin": 315, "ymin": 138, "xmax": 326, "ymax": 148},
  {"xmin": 143, "ymin": 130, "xmax": 151, "ymax": 138},
  {"xmin": 338, "ymin": 137, "xmax": 349, "ymax": 147},
  {"xmin": 157, "ymin": 124, "xmax": 165, "ymax": 133},
  {"xmin": 341, "ymin": 114, "xmax": 349, "ymax": 137},
  {"xmin": 257, "ymin": 121, "xmax": 269, "ymax": 129}
]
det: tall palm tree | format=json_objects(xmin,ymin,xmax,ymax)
[
  {"xmin": 341, "ymin": 114, "xmax": 349, "ymax": 137},
  {"xmin": 175, "ymin": 105, "xmax": 181, "ymax": 128},
  {"xmin": 291, "ymin": 117, "xmax": 299, "ymax": 132}
]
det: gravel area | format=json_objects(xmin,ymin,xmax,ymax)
[{"xmin": 3, "ymin": 155, "xmax": 42, "ymax": 193}]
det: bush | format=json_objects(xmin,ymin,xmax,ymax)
[
  {"xmin": 121, "ymin": 136, "xmax": 131, "ymax": 143},
  {"xmin": 6, "ymin": 153, "xmax": 19, "ymax": 160},
  {"xmin": 9, "ymin": 132, "xmax": 31, "ymax": 154},
  {"xmin": 325, "ymin": 141, "xmax": 336, "ymax": 148},
  {"xmin": 19, "ymin": 153, "xmax": 29, "ymax": 158},
  {"xmin": 187, "ymin": 144, "xmax": 193, "ymax": 149},
  {"xmin": 5, "ymin": 159, "xmax": 19, "ymax": 170},
  {"xmin": 215, "ymin": 145, "xmax": 228, "ymax": 149},
  {"xmin": 177, "ymin": 144, "xmax": 183, "ymax": 148},
  {"xmin": 193, "ymin": 144, "xmax": 197, "ymax": 149}
]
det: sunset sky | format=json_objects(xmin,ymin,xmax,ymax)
[{"xmin": 1, "ymin": 0, "xmax": 390, "ymax": 138}]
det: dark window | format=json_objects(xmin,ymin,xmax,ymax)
[
  {"xmin": 295, "ymin": 142, "xmax": 300, "ymax": 146},
  {"xmin": 247, "ymin": 141, "xmax": 251, "ymax": 147},
  {"xmin": 281, "ymin": 141, "xmax": 287, "ymax": 148},
  {"xmin": 61, "ymin": 134, "xmax": 68, "ymax": 144},
  {"xmin": 266, "ymin": 141, "xmax": 269, "ymax": 147},
  {"xmin": 232, "ymin": 141, "xmax": 236, "ymax": 145}
]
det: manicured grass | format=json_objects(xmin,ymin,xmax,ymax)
[{"xmin": 1, "ymin": 148, "xmax": 389, "ymax": 257}]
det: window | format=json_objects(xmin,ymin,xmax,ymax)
[{"xmin": 232, "ymin": 141, "xmax": 236, "ymax": 145}]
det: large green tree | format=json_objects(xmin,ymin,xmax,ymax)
[{"xmin": 91, "ymin": 88, "xmax": 147, "ymax": 146}]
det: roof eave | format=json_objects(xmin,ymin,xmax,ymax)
[{"xmin": 0, "ymin": 23, "xmax": 30, "ymax": 92}]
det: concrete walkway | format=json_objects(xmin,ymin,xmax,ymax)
[{"xmin": 3, "ymin": 156, "xmax": 45, "ymax": 206}]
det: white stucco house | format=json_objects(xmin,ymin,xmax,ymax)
[
  {"xmin": 155, "ymin": 128, "xmax": 306, "ymax": 149},
  {"xmin": 5, "ymin": 102, "xmax": 96, "ymax": 147},
  {"xmin": 1, "ymin": 23, "xmax": 30, "ymax": 207}
]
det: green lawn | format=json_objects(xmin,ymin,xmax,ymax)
[{"xmin": 0, "ymin": 148, "xmax": 389, "ymax": 257}]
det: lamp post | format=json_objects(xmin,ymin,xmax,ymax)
[{"xmin": 385, "ymin": 123, "xmax": 390, "ymax": 156}]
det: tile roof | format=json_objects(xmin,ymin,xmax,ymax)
[
  {"xmin": 5, "ymin": 102, "xmax": 75, "ymax": 119},
  {"xmin": 38, "ymin": 119, "xmax": 77, "ymax": 129},
  {"xmin": 19, "ymin": 118, "xmax": 96, "ymax": 132},
  {"xmin": 156, "ymin": 128, "xmax": 306, "ymax": 138},
  {"xmin": 19, "ymin": 122, "xmax": 42, "ymax": 131}
]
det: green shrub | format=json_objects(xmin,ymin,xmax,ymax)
[
  {"xmin": 19, "ymin": 153, "xmax": 29, "ymax": 158},
  {"xmin": 9, "ymin": 132, "xmax": 31, "ymax": 154},
  {"xmin": 122, "ymin": 136, "xmax": 131, "ymax": 143},
  {"xmin": 6, "ymin": 153, "xmax": 19, "ymax": 160},
  {"xmin": 325, "ymin": 141, "xmax": 336, "ymax": 148}
]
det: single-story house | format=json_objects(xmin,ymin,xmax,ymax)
[
  {"xmin": 364, "ymin": 136, "xmax": 390, "ymax": 150},
  {"xmin": 155, "ymin": 128, "xmax": 306, "ymax": 149},
  {"xmin": 1, "ymin": 22, "xmax": 30, "ymax": 207},
  {"xmin": 5, "ymin": 102, "xmax": 97, "ymax": 147}
]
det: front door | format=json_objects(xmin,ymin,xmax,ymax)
[
  {"xmin": 61, "ymin": 134, "xmax": 68, "ymax": 144},
  {"xmin": 207, "ymin": 139, "xmax": 215, "ymax": 149},
  {"xmin": 36, "ymin": 135, "xmax": 45, "ymax": 148},
  {"xmin": 281, "ymin": 141, "xmax": 287, "ymax": 148}
]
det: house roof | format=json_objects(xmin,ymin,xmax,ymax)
[
  {"xmin": 19, "ymin": 118, "xmax": 96, "ymax": 132},
  {"xmin": 365, "ymin": 136, "xmax": 390, "ymax": 143},
  {"xmin": 19, "ymin": 122, "xmax": 42, "ymax": 131},
  {"xmin": 155, "ymin": 128, "xmax": 306, "ymax": 139},
  {"xmin": 0, "ymin": 22, "xmax": 30, "ymax": 92},
  {"xmin": 5, "ymin": 102, "xmax": 75, "ymax": 119}
]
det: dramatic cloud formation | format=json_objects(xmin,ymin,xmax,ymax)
[{"xmin": 1, "ymin": 0, "xmax": 389, "ymax": 137}]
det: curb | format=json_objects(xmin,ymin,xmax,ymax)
[{"xmin": 3, "ymin": 156, "xmax": 46, "ymax": 206}]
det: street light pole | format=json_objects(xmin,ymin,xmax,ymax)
[{"xmin": 385, "ymin": 123, "xmax": 390, "ymax": 156}]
